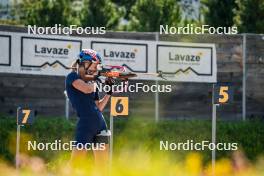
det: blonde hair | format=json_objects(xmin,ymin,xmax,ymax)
[{"xmin": 71, "ymin": 59, "xmax": 79, "ymax": 72}]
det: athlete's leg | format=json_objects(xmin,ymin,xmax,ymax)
[
  {"xmin": 93, "ymin": 130, "xmax": 111, "ymax": 174},
  {"xmin": 93, "ymin": 116, "xmax": 110, "ymax": 166},
  {"xmin": 93, "ymin": 144, "xmax": 109, "ymax": 166},
  {"xmin": 70, "ymin": 119, "xmax": 94, "ymax": 167},
  {"xmin": 70, "ymin": 148, "xmax": 87, "ymax": 166}
]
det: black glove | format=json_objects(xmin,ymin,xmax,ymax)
[
  {"xmin": 94, "ymin": 71, "xmax": 102, "ymax": 83},
  {"xmin": 105, "ymin": 78, "xmax": 115, "ymax": 95}
]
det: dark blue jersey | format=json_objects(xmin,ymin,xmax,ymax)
[
  {"xmin": 65, "ymin": 71, "xmax": 102, "ymax": 119},
  {"xmin": 65, "ymin": 71, "xmax": 108, "ymax": 144}
]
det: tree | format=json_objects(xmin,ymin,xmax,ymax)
[
  {"xmin": 204, "ymin": 0, "xmax": 237, "ymax": 27},
  {"xmin": 48, "ymin": 0, "xmax": 75, "ymax": 26},
  {"xmin": 112, "ymin": 0, "xmax": 137, "ymax": 19},
  {"xmin": 16, "ymin": 0, "xmax": 74, "ymax": 26},
  {"xmin": 80, "ymin": 0, "xmax": 124, "ymax": 29},
  {"xmin": 128, "ymin": 0, "xmax": 181, "ymax": 32},
  {"xmin": 233, "ymin": 0, "xmax": 264, "ymax": 33}
]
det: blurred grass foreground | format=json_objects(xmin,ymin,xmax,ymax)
[{"xmin": 0, "ymin": 116, "xmax": 264, "ymax": 175}]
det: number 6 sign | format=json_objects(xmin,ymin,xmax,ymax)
[{"xmin": 110, "ymin": 97, "xmax": 129, "ymax": 116}]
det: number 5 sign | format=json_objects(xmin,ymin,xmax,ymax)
[
  {"xmin": 110, "ymin": 97, "xmax": 129, "ymax": 116},
  {"xmin": 213, "ymin": 83, "xmax": 233, "ymax": 104}
]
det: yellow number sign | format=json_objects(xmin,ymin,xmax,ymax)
[
  {"xmin": 214, "ymin": 83, "xmax": 233, "ymax": 104},
  {"xmin": 218, "ymin": 86, "xmax": 229, "ymax": 103},
  {"xmin": 111, "ymin": 97, "xmax": 129, "ymax": 116},
  {"xmin": 22, "ymin": 110, "xmax": 31, "ymax": 124},
  {"xmin": 17, "ymin": 107, "xmax": 34, "ymax": 125}
]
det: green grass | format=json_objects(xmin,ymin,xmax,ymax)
[{"xmin": 0, "ymin": 115, "xmax": 264, "ymax": 164}]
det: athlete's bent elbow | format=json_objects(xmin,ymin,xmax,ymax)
[
  {"xmin": 97, "ymin": 105, "xmax": 103, "ymax": 112},
  {"xmin": 84, "ymin": 87, "xmax": 94, "ymax": 94},
  {"xmin": 72, "ymin": 80, "xmax": 95, "ymax": 94}
]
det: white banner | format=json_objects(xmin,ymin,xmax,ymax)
[
  {"xmin": 0, "ymin": 35, "xmax": 11, "ymax": 66},
  {"xmin": 21, "ymin": 37, "xmax": 82, "ymax": 75},
  {"xmin": 0, "ymin": 31, "xmax": 217, "ymax": 82},
  {"xmin": 157, "ymin": 42, "xmax": 217, "ymax": 82},
  {"xmin": 91, "ymin": 41, "xmax": 147, "ymax": 72}
]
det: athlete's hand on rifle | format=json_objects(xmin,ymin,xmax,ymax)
[
  {"xmin": 93, "ymin": 71, "xmax": 103, "ymax": 83},
  {"xmin": 105, "ymin": 77, "xmax": 115, "ymax": 95}
]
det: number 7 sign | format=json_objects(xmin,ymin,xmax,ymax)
[
  {"xmin": 17, "ymin": 107, "xmax": 34, "ymax": 125},
  {"xmin": 110, "ymin": 97, "xmax": 129, "ymax": 116}
]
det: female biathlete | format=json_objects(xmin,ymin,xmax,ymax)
[{"xmin": 65, "ymin": 49, "xmax": 113, "ymax": 169}]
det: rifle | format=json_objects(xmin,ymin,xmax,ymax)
[
  {"xmin": 96, "ymin": 65, "xmax": 166, "ymax": 81},
  {"xmin": 45, "ymin": 63, "xmax": 166, "ymax": 81}
]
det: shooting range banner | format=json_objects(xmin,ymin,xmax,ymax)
[
  {"xmin": 91, "ymin": 41, "xmax": 148, "ymax": 73},
  {"xmin": 21, "ymin": 37, "xmax": 82, "ymax": 75},
  {"xmin": 0, "ymin": 35, "xmax": 11, "ymax": 66},
  {"xmin": 157, "ymin": 42, "xmax": 217, "ymax": 82},
  {"xmin": 0, "ymin": 30, "xmax": 217, "ymax": 82}
]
